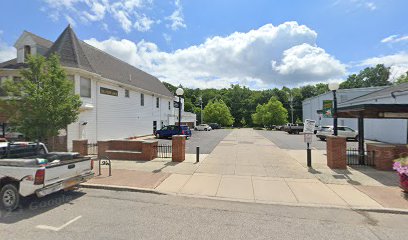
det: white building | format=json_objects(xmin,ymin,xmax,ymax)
[
  {"xmin": 0, "ymin": 25, "xmax": 178, "ymax": 150},
  {"xmin": 168, "ymin": 97, "xmax": 197, "ymax": 128},
  {"xmin": 302, "ymin": 84, "xmax": 408, "ymax": 144}
]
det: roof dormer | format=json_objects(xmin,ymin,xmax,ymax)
[{"xmin": 14, "ymin": 31, "xmax": 53, "ymax": 63}]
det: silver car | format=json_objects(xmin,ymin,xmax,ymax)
[
  {"xmin": 316, "ymin": 126, "xmax": 358, "ymax": 141},
  {"xmin": 194, "ymin": 124, "xmax": 212, "ymax": 131}
]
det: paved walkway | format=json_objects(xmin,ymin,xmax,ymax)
[{"xmin": 86, "ymin": 129, "xmax": 408, "ymax": 210}]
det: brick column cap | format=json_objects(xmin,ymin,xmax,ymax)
[
  {"xmin": 326, "ymin": 135, "xmax": 347, "ymax": 139},
  {"xmin": 172, "ymin": 135, "xmax": 186, "ymax": 139}
]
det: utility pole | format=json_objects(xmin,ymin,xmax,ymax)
[{"xmin": 287, "ymin": 91, "xmax": 294, "ymax": 124}]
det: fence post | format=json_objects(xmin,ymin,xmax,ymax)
[{"xmin": 196, "ymin": 146, "xmax": 200, "ymax": 163}]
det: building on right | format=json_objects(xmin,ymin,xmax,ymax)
[{"xmin": 302, "ymin": 83, "xmax": 408, "ymax": 144}]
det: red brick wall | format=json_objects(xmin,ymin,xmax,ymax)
[
  {"xmin": 172, "ymin": 135, "xmax": 186, "ymax": 162},
  {"xmin": 326, "ymin": 136, "xmax": 347, "ymax": 169}
]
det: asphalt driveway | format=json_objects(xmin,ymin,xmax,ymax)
[
  {"xmin": 257, "ymin": 130, "xmax": 361, "ymax": 150},
  {"xmin": 157, "ymin": 129, "xmax": 232, "ymax": 154}
]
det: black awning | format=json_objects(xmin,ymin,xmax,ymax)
[{"xmin": 336, "ymin": 104, "xmax": 408, "ymax": 119}]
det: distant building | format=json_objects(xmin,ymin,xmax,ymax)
[
  {"xmin": 0, "ymin": 25, "xmax": 180, "ymax": 150},
  {"xmin": 303, "ymin": 85, "xmax": 408, "ymax": 144}
]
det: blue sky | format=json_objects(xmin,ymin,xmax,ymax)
[{"xmin": 1, "ymin": 0, "xmax": 407, "ymax": 89}]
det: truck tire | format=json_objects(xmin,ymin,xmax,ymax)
[{"xmin": 1, "ymin": 183, "xmax": 20, "ymax": 211}]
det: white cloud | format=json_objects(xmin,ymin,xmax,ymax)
[
  {"xmin": 0, "ymin": 32, "xmax": 16, "ymax": 62},
  {"xmin": 332, "ymin": 0, "xmax": 377, "ymax": 11},
  {"xmin": 85, "ymin": 22, "xmax": 346, "ymax": 89},
  {"xmin": 41, "ymin": 0, "xmax": 156, "ymax": 33},
  {"xmin": 65, "ymin": 14, "xmax": 76, "ymax": 27},
  {"xmin": 134, "ymin": 15, "xmax": 154, "ymax": 32},
  {"xmin": 381, "ymin": 34, "xmax": 408, "ymax": 44},
  {"xmin": 166, "ymin": 0, "xmax": 186, "ymax": 30},
  {"xmin": 163, "ymin": 33, "xmax": 172, "ymax": 44},
  {"xmin": 359, "ymin": 52, "xmax": 408, "ymax": 81}
]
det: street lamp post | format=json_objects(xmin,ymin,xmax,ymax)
[
  {"xmin": 286, "ymin": 91, "xmax": 294, "ymax": 124},
  {"xmin": 198, "ymin": 96, "xmax": 203, "ymax": 124},
  {"xmin": 328, "ymin": 82, "xmax": 340, "ymax": 136},
  {"xmin": 176, "ymin": 87, "xmax": 184, "ymax": 133}
]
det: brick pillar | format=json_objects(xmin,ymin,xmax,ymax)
[
  {"xmin": 326, "ymin": 136, "xmax": 347, "ymax": 169},
  {"xmin": 97, "ymin": 141, "xmax": 110, "ymax": 159},
  {"xmin": 367, "ymin": 144, "xmax": 396, "ymax": 171},
  {"xmin": 141, "ymin": 140, "xmax": 158, "ymax": 160},
  {"xmin": 72, "ymin": 139, "xmax": 88, "ymax": 156},
  {"xmin": 172, "ymin": 135, "xmax": 186, "ymax": 162}
]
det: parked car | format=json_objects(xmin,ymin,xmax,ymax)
[
  {"xmin": 208, "ymin": 123, "xmax": 221, "ymax": 129},
  {"xmin": 0, "ymin": 142, "xmax": 94, "ymax": 211},
  {"xmin": 316, "ymin": 125, "xmax": 358, "ymax": 141},
  {"xmin": 1, "ymin": 126, "xmax": 24, "ymax": 140},
  {"xmin": 155, "ymin": 125, "xmax": 192, "ymax": 139},
  {"xmin": 284, "ymin": 124, "xmax": 304, "ymax": 134},
  {"xmin": 194, "ymin": 124, "xmax": 212, "ymax": 131}
]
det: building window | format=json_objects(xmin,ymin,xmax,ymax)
[
  {"xmin": 24, "ymin": 45, "xmax": 31, "ymax": 62},
  {"xmin": 13, "ymin": 76, "xmax": 22, "ymax": 84},
  {"xmin": 125, "ymin": 89, "xmax": 130, "ymax": 98},
  {"xmin": 156, "ymin": 97, "xmax": 160, "ymax": 108},
  {"xmin": 141, "ymin": 93, "xmax": 144, "ymax": 106},
  {"xmin": 168, "ymin": 101, "xmax": 171, "ymax": 110},
  {"xmin": 80, "ymin": 77, "xmax": 91, "ymax": 98}
]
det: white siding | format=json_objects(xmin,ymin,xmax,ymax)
[{"xmin": 302, "ymin": 87, "xmax": 408, "ymax": 144}]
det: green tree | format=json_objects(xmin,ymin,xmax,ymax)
[
  {"xmin": 395, "ymin": 72, "xmax": 408, "ymax": 84},
  {"xmin": 252, "ymin": 97, "xmax": 288, "ymax": 127},
  {"xmin": 203, "ymin": 99, "xmax": 234, "ymax": 126},
  {"xmin": 2, "ymin": 54, "xmax": 82, "ymax": 141},
  {"xmin": 340, "ymin": 64, "xmax": 391, "ymax": 89}
]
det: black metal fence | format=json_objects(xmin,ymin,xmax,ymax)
[
  {"xmin": 86, "ymin": 143, "xmax": 98, "ymax": 156},
  {"xmin": 346, "ymin": 148, "xmax": 375, "ymax": 166},
  {"xmin": 154, "ymin": 145, "xmax": 172, "ymax": 158}
]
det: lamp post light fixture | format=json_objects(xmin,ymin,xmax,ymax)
[
  {"xmin": 328, "ymin": 82, "xmax": 340, "ymax": 136},
  {"xmin": 176, "ymin": 87, "xmax": 184, "ymax": 133}
]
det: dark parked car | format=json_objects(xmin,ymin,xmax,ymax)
[
  {"xmin": 155, "ymin": 125, "xmax": 192, "ymax": 139},
  {"xmin": 208, "ymin": 123, "xmax": 221, "ymax": 129}
]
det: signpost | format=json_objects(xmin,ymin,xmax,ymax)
[{"xmin": 303, "ymin": 119, "xmax": 315, "ymax": 167}]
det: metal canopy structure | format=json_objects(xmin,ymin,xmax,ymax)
[
  {"xmin": 333, "ymin": 103, "xmax": 408, "ymax": 165},
  {"xmin": 336, "ymin": 104, "xmax": 408, "ymax": 119}
]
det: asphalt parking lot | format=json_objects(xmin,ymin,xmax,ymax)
[
  {"xmin": 156, "ymin": 129, "xmax": 232, "ymax": 154},
  {"xmin": 257, "ymin": 130, "xmax": 360, "ymax": 150}
]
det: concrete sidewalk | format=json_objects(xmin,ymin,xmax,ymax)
[{"xmin": 86, "ymin": 129, "xmax": 408, "ymax": 211}]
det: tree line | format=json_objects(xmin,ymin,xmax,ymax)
[{"xmin": 164, "ymin": 64, "xmax": 407, "ymax": 127}]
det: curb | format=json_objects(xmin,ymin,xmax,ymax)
[
  {"xmin": 353, "ymin": 207, "xmax": 408, "ymax": 215},
  {"xmin": 80, "ymin": 183, "xmax": 165, "ymax": 195},
  {"xmin": 80, "ymin": 183, "xmax": 408, "ymax": 214}
]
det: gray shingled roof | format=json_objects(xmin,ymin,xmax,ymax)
[
  {"xmin": 46, "ymin": 26, "xmax": 94, "ymax": 73},
  {"xmin": 23, "ymin": 31, "xmax": 53, "ymax": 48},
  {"xmin": 1, "ymin": 25, "xmax": 173, "ymax": 98},
  {"xmin": 339, "ymin": 83, "xmax": 408, "ymax": 105}
]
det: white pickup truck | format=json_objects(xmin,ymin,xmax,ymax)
[{"xmin": 0, "ymin": 142, "xmax": 94, "ymax": 211}]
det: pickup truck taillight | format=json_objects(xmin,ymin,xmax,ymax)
[
  {"xmin": 91, "ymin": 159, "xmax": 94, "ymax": 170},
  {"xmin": 34, "ymin": 169, "xmax": 45, "ymax": 185}
]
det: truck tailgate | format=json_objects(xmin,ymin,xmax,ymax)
[{"xmin": 44, "ymin": 158, "xmax": 92, "ymax": 186}]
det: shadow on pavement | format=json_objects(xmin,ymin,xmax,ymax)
[{"xmin": 0, "ymin": 190, "xmax": 85, "ymax": 224}]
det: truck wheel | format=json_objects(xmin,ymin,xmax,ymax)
[{"xmin": 1, "ymin": 183, "xmax": 20, "ymax": 211}]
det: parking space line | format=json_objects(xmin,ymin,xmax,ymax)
[{"xmin": 36, "ymin": 215, "xmax": 82, "ymax": 231}]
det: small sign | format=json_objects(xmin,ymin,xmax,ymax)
[
  {"xmin": 303, "ymin": 119, "xmax": 316, "ymax": 134},
  {"xmin": 322, "ymin": 100, "xmax": 333, "ymax": 118},
  {"xmin": 174, "ymin": 101, "xmax": 180, "ymax": 108},
  {"xmin": 304, "ymin": 133, "xmax": 313, "ymax": 143},
  {"xmin": 100, "ymin": 87, "xmax": 118, "ymax": 96}
]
